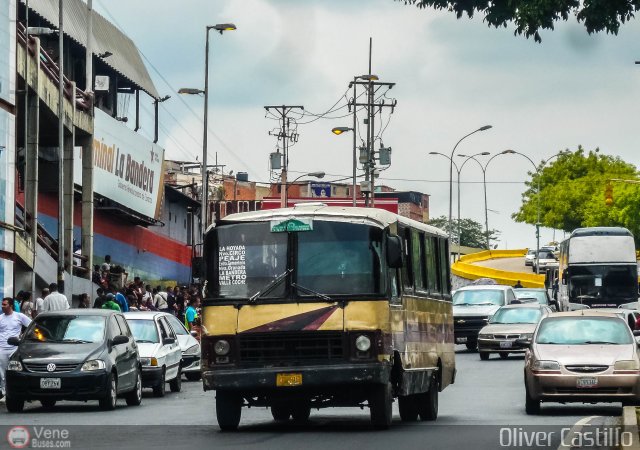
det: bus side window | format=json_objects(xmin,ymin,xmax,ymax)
[
  {"xmin": 400, "ymin": 226, "xmax": 414, "ymax": 293},
  {"xmin": 412, "ymin": 231, "xmax": 426, "ymax": 293},
  {"xmin": 425, "ymin": 236, "xmax": 439, "ymax": 296},
  {"xmin": 438, "ymin": 238, "xmax": 451, "ymax": 297}
]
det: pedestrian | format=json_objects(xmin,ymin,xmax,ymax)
[
  {"xmin": 153, "ymin": 286, "xmax": 169, "ymax": 312},
  {"xmin": 12, "ymin": 292, "xmax": 21, "ymax": 313},
  {"xmin": 93, "ymin": 288, "xmax": 106, "ymax": 309},
  {"xmin": 101, "ymin": 293, "xmax": 121, "ymax": 311},
  {"xmin": 41, "ymin": 283, "xmax": 70, "ymax": 312},
  {"xmin": 513, "ymin": 280, "xmax": 523, "ymax": 289},
  {"xmin": 19, "ymin": 292, "xmax": 35, "ymax": 318},
  {"xmin": 101, "ymin": 255, "xmax": 112, "ymax": 274},
  {"xmin": 0, "ymin": 297, "xmax": 32, "ymax": 400},
  {"xmin": 114, "ymin": 287, "xmax": 129, "ymax": 313},
  {"xmin": 34, "ymin": 287, "xmax": 49, "ymax": 317},
  {"xmin": 184, "ymin": 297, "xmax": 200, "ymax": 330},
  {"xmin": 78, "ymin": 293, "xmax": 90, "ymax": 308}
]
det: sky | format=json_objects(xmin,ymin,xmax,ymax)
[{"xmin": 93, "ymin": 0, "xmax": 640, "ymax": 250}]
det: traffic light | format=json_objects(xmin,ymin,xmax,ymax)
[{"xmin": 604, "ymin": 182, "xmax": 613, "ymax": 206}]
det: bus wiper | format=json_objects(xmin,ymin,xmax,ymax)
[
  {"xmin": 249, "ymin": 269, "xmax": 292, "ymax": 304},
  {"xmin": 291, "ymin": 282, "xmax": 333, "ymax": 301}
]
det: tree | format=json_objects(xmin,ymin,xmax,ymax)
[
  {"xmin": 428, "ymin": 215, "xmax": 500, "ymax": 249},
  {"xmin": 396, "ymin": 0, "xmax": 640, "ymax": 42},
  {"xmin": 512, "ymin": 147, "xmax": 640, "ymax": 243}
]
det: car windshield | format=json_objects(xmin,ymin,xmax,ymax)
[
  {"xmin": 453, "ymin": 289, "xmax": 505, "ymax": 306},
  {"xmin": 515, "ymin": 290, "xmax": 548, "ymax": 305},
  {"xmin": 25, "ymin": 315, "xmax": 105, "ymax": 343},
  {"xmin": 127, "ymin": 320, "xmax": 159, "ymax": 343},
  {"xmin": 536, "ymin": 317, "xmax": 632, "ymax": 345},
  {"xmin": 491, "ymin": 308, "xmax": 542, "ymax": 324}
]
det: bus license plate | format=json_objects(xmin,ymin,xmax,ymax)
[
  {"xmin": 40, "ymin": 378, "xmax": 61, "ymax": 389},
  {"xmin": 276, "ymin": 373, "xmax": 302, "ymax": 387},
  {"xmin": 577, "ymin": 377, "xmax": 598, "ymax": 388}
]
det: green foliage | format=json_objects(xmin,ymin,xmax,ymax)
[
  {"xmin": 396, "ymin": 0, "xmax": 640, "ymax": 42},
  {"xmin": 512, "ymin": 147, "xmax": 640, "ymax": 243},
  {"xmin": 428, "ymin": 215, "xmax": 500, "ymax": 249}
]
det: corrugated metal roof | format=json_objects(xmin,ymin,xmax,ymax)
[{"xmin": 23, "ymin": 0, "xmax": 159, "ymax": 99}]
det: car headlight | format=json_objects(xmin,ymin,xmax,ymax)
[
  {"xmin": 7, "ymin": 361, "xmax": 23, "ymax": 372},
  {"xmin": 214, "ymin": 340, "xmax": 230, "ymax": 356},
  {"xmin": 81, "ymin": 359, "xmax": 106, "ymax": 372},
  {"xmin": 355, "ymin": 335, "xmax": 371, "ymax": 352},
  {"xmin": 139, "ymin": 357, "xmax": 158, "ymax": 367},
  {"xmin": 184, "ymin": 344, "xmax": 200, "ymax": 355},
  {"xmin": 478, "ymin": 334, "xmax": 493, "ymax": 339},
  {"xmin": 520, "ymin": 333, "xmax": 533, "ymax": 340},
  {"xmin": 532, "ymin": 360, "xmax": 561, "ymax": 371},
  {"xmin": 614, "ymin": 360, "xmax": 640, "ymax": 371}
]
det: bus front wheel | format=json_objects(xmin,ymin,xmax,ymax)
[
  {"xmin": 216, "ymin": 391, "xmax": 242, "ymax": 431},
  {"xmin": 369, "ymin": 382, "xmax": 393, "ymax": 430}
]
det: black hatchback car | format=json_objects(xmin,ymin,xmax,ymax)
[{"xmin": 5, "ymin": 309, "xmax": 142, "ymax": 412}]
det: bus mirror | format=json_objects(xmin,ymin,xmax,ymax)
[
  {"xmin": 562, "ymin": 269, "xmax": 568, "ymax": 285},
  {"xmin": 386, "ymin": 235, "xmax": 403, "ymax": 269}
]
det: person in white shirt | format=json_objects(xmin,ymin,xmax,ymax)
[
  {"xmin": 41, "ymin": 283, "xmax": 70, "ymax": 312},
  {"xmin": 34, "ymin": 287, "xmax": 49, "ymax": 317},
  {"xmin": 0, "ymin": 297, "xmax": 32, "ymax": 399}
]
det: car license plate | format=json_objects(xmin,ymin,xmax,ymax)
[
  {"xmin": 500, "ymin": 341, "xmax": 513, "ymax": 349},
  {"xmin": 456, "ymin": 337, "xmax": 468, "ymax": 344},
  {"xmin": 276, "ymin": 373, "xmax": 302, "ymax": 387},
  {"xmin": 40, "ymin": 378, "xmax": 61, "ymax": 389},
  {"xmin": 577, "ymin": 377, "xmax": 598, "ymax": 388}
]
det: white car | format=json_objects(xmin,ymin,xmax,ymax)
[
  {"xmin": 123, "ymin": 311, "xmax": 183, "ymax": 397},
  {"xmin": 164, "ymin": 314, "xmax": 201, "ymax": 381},
  {"xmin": 532, "ymin": 250, "xmax": 557, "ymax": 272},
  {"xmin": 524, "ymin": 249, "xmax": 536, "ymax": 266}
]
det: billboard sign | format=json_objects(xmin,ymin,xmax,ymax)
[
  {"xmin": 74, "ymin": 109, "xmax": 164, "ymax": 219},
  {"xmin": 310, "ymin": 183, "xmax": 331, "ymax": 198}
]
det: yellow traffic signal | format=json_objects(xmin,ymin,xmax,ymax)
[{"xmin": 604, "ymin": 182, "xmax": 613, "ymax": 206}]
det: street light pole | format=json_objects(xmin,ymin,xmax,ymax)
[
  {"xmin": 456, "ymin": 152, "xmax": 490, "ymax": 257},
  {"xmin": 57, "ymin": 0, "xmax": 65, "ymax": 292},
  {"xmin": 331, "ymin": 127, "xmax": 355, "ymax": 205},
  {"xmin": 447, "ymin": 126, "xmax": 492, "ymax": 241}
]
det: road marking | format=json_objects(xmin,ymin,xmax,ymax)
[{"xmin": 557, "ymin": 415, "xmax": 599, "ymax": 450}]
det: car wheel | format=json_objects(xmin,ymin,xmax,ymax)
[
  {"xmin": 152, "ymin": 369, "xmax": 166, "ymax": 397},
  {"xmin": 398, "ymin": 394, "xmax": 419, "ymax": 422},
  {"xmin": 418, "ymin": 374, "xmax": 439, "ymax": 421},
  {"xmin": 465, "ymin": 341, "xmax": 477, "ymax": 351},
  {"xmin": 271, "ymin": 404, "xmax": 291, "ymax": 421},
  {"xmin": 40, "ymin": 399, "xmax": 56, "ymax": 409},
  {"xmin": 169, "ymin": 369, "xmax": 182, "ymax": 393},
  {"xmin": 125, "ymin": 369, "xmax": 142, "ymax": 406},
  {"xmin": 479, "ymin": 352, "xmax": 490, "ymax": 361},
  {"xmin": 216, "ymin": 390, "xmax": 242, "ymax": 431},
  {"xmin": 99, "ymin": 373, "xmax": 117, "ymax": 411},
  {"xmin": 369, "ymin": 382, "xmax": 393, "ymax": 430},
  {"xmin": 185, "ymin": 372, "xmax": 201, "ymax": 381},
  {"xmin": 291, "ymin": 403, "xmax": 311, "ymax": 422},
  {"xmin": 499, "ymin": 353, "xmax": 509, "ymax": 360},
  {"xmin": 525, "ymin": 384, "xmax": 540, "ymax": 415},
  {"xmin": 5, "ymin": 396, "xmax": 25, "ymax": 413}
]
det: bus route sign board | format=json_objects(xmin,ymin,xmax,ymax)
[{"xmin": 270, "ymin": 218, "xmax": 313, "ymax": 233}]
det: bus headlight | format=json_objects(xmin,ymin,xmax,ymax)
[
  {"xmin": 214, "ymin": 340, "xmax": 230, "ymax": 356},
  {"xmin": 355, "ymin": 335, "xmax": 371, "ymax": 352}
]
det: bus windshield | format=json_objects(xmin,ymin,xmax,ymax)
[
  {"xmin": 568, "ymin": 265, "xmax": 637, "ymax": 302},
  {"xmin": 210, "ymin": 220, "xmax": 385, "ymax": 300}
]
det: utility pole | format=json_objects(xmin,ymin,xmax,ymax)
[{"xmin": 264, "ymin": 105, "xmax": 303, "ymax": 207}]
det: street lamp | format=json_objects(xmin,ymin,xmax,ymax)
[
  {"xmin": 459, "ymin": 151, "xmax": 508, "ymax": 249},
  {"xmin": 429, "ymin": 151, "xmax": 490, "ymax": 259},
  {"xmin": 447, "ymin": 126, "xmax": 493, "ymax": 242},
  {"xmin": 331, "ymin": 126, "xmax": 356, "ymax": 206},
  {"xmin": 178, "ymin": 22, "xmax": 236, "ymax": 243},
  {"xmin": 501, "ymin": 149, "xmax": 568, "ymax": 273}
]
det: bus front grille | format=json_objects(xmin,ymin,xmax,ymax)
[{"xmin": 238, "ymin": 332, "xmax": 345, "ymax": 365}]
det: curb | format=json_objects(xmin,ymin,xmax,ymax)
[{"xmin": 622, "ymin": 406, "xmax": 640, "ymax": 450}]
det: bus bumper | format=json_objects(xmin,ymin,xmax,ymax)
[{"xmin": 202, "ymin": 363, "xmax": 391, "ymax": 391}]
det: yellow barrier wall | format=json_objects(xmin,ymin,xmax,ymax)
[{"xmin": 452, "ymin": 249, "xmax": 545, "ymax": 288}]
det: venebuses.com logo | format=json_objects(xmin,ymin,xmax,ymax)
[
  {"xmin": 6, "ymin": 426, "xmax": 30, "ymax": 449},
  {"xmin": 6, "ymin": 425, "xmax": 71, "ymax": 448}
]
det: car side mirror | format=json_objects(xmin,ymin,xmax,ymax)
[
  {"xmin": 514, "ymin": 338, "xmax": 532, "ymax": 349},
  {"xmin": 386, "ymin": 235, "xmax": 403, "ymax": 269},
  {"xmin": 190, "ymin": 331, "xmax": 198, "ymax": 337},
  {"xmin": 633, "ymin": 330, "xmax": 640, "ymax": 337},
  {"xmin": 7, "ymin": 336, "xmax": 20, "ymax": 346},
  {"xmin": 163, "ymin": 337, "xmax": 176, "ymax": 345},
  {"xmin": 112, "ymin": 335, "xmax": 129, "ymax": 346}
]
